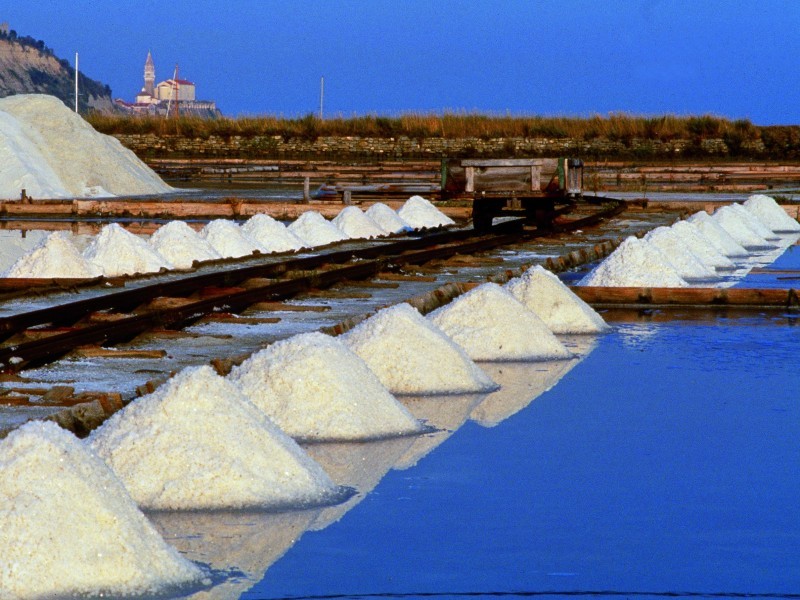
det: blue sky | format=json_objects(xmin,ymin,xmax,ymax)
[{"xmin": 4, "ymin": 1, "xmax": 800, "ymax": 123}]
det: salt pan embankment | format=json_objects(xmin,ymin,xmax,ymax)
[
  {"xmin": 332, "ymin": 206, "xmax": 388, "ymax": 239},
  {"xmin": 149, "ymin": 221, "xmax": 222, "ymax": 269},
  {"xmin": 397, "ymin": 195, "xmax": 455, "ymax": 229}
]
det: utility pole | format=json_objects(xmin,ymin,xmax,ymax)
[
  {"xmin": 319, "ymin": 76, "xmax": 324, "ymax": 120},
  {"xmin": 74, "ymin": 52, "xmax": 79, "ymax": 113}
]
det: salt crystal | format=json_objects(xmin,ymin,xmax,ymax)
[
  {"xmin": 579, "ymin": 236, "xmax": 689, "ymax": 287},
  {"xmin": 729, "ymin": 202, "xmax": 780, "ymax": 240},
  {"xmin": 242, "ymin": 213, "xmax": 305, "ymax": 252},
  {"xmin": 644, "ymin": 226, "xmax": 718, "ymax": 279},
  {"xmin": 0, "ymin": 421, "xmax": 204, "ymax": 598},
  {"xmin": 506, "ymin": 265, "xmax": 610, "ymax": 333},
  {"xmin": 669, "ymin": 220, "xmax": 735, "ymax": 269},
  {"xmin": 686, "ymin": 210, "xmax": 749, "ymax": 257},
  {"xmin": 332, "ymin": 206, "xmax": 388, "ymax": 239},
  {"xmin": 90, "ymin": 365, "xmax": 340, "ymax": 510},
  {"xmin": 744, "ymin": 194, "xmax": 800, "ymax": 233},
  {"xmin": 342, "ymin": 303, "xmax": 497, "ymax": 394},
  {"xmin": 200, "ymin": 219, "xmax": 265, "ymax": 258},
  {"xmin": 397, "ymin": 195, "xmax": 455, "ymax": 230},
  {"xmin": 84, "ymin": 223, "xmax": 172, "ymax": 276},
  {"xmin": 365, "ymin": 202, "xmax": 413, "ymax": 233},
  {"xmin": 228, "ymin": 332, "xmax": 423, "ymax": 441},
  {"xmin": 149, "ymin": 221, "xmax": 221, "ymax": 269},
  {"xmin": 3, "ymin": 232, "xmax": 102, "ymax": 278},
  {"xmin": 288, "ymin": 211, "xmax": 349, "ymax": 247},
  {"xmin": 712, "ymin": 205, "xmax": 774, "ymax": 248}
]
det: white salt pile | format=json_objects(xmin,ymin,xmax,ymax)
[
  {"xmin": 744, "ymin": 194, "xmax": 800, "ymax": 233},
  {"xmin": 365, "ymin": 202, "xmax": 413, "ymax": 233},
  {"xmin": 288, "ymin": 210, "xmax": 350, "ymax": 247},
  {"xmin": 342, "ymin": 303, "xmax": 497, "ymax": 394},
  {"xmin": 712, "ymin": 205, "xmax": 774, "ymax": 248},
  {"xmin": 149, "ymin": 221, "xmax": 222, "ymax": 269},
  {"xmin": 644, "ymin": 226, "xmax": 718, "ymax": 279},
  {"xmin": 0, "ymin": 421, "xmax": 204, "ymax": 598},
  {"xmin": 228, "ymin": 332, "xmax": 423, "ymax": 441},
  {"xmin": 669, "ymin": 220, "xmax": 735, "ymax": 269},
  {"xmin": 200, "ymin": 219, "xmax": 265, "ymax": 258},
  {"xmin": 579, "ymin": 236, "xmax": 689, "ymax": 288},
  {"xmin": 397, "ymin": 195, "xmax": 456, "ymax": 230},
  {"xmin": 686, "ymin": 210, "xmax": 749, "ymax": 257},
  {"xmin": 332, "ymin": 206, "xmax": 388, "ymax": 239},
  {"xmin": 506, "ymin": 265, "xmax": 610, "ymax": 333},
  {"xmin": 730, "ymin": 202, "xmax": 781, "ymax": 240},
  {"xmin": 428, "ymin": 283, "xmax": 572, "ymax": 361},
  {"xmin": 0, "ymin": 94, "xmax": 172, "ymax": 199},
  {"xmin": 242, "ymin": 213, "xmax": 306, "ymax": 252},
  {"xmin": 3, "ymin": 232, "xmax": 102, "ymax": 278},
  {"xmin": 90, "ymin": 366, "xmax": 340, "ymax": 510},
  {"xmin": 83, "ymin": 223, "xmax": 172, "ymax": 276}
]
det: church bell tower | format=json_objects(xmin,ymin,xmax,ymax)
[{"xmin": 144, "ymin": 51, "xmax": 155, "ymax": 97}]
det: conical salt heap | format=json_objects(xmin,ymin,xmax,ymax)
[
  {"xmin": 730, "ymin": 202, "xmax": 781, "ymax": 240},
  {"xmin": 644, "ymin": 226, "xmax": 718, "ymax": 279},
  {"xmin": 686, "ymin": 210, "xmax": 749, "ymax": 257},
  {"xmin": 579, "ymin": 236, "xmax": 688, "ymax": 288},
  {"xmin": 669, "ymin": 220, "xmax": 735, "ymax": 269},
  {"xmin": 242, "ymin": 213, "xmax": 306, "ymax": 252},
  {"xmin": 0, "ymin": 421, "xmax": 205, "ymax": 598},
  {"xmin": 332, "ymin": 206, "xmax": 388, "ymax": 239},
  {"xmin": 83, "ymin": 222, "xmax": 173, "ymax": 276},
  {"xmin": 3, "ymin": 231, "xmax": 102, "ymax": 278},
  {"xmin": 90, "ymin": 366, "xmax": 341, "ymax": 510},
  {"xmin": 149, "ymin": 220, "xmax": 222, "ymax": 269},
  {"xmin": 712, "ymin": 205, "xmax": 773, "ymax": 248},
  {"xmin": 397, "ymin": 195, "xmax": 455, "ymax": 229},
  {"xmin": 744, "ymin": 194, "xmax": 800, "ymax": 233},
  {"xmin": 288, "ymin": 211, "xmax": 349, "ymax": 247},
  {"xmin": 365, "ymin": 202, "xmax": 413, "ymax": 233},
  {"xmin": 427, "ymin": 283, "xmax": 573, "ymax": 361},
  {"xmin": 228, "ymin": 332, "xmax": 423, "ymax": 441},
  {"xmin": 342, "ymin": 303, "xmax": 497, "ymax": 394},
  {"xmin": 506, "ymin": 265, "xmax": 610, "ymax": 334},
  {"xmin": 201, "ymin": 219, "xmax": 265, "ymax": 258}
]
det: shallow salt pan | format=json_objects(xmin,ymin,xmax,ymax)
[
  {"xmin": 242, "ymin": 213, "xmax": 305, "ymax": 252},
  {"xmin": 506, "ymin": 265, "xmax": 610, "ymax": 334},
  {"xmin": 0, "ymin": 421, "xmax": 204, "ymax": 598},
  {"xmin": 149, "ymin": 221, "xmax": 222, "ymax": 269},
  {"xmin": 744, "ymin": 194, "xmax": 800, "ymax": 233},
  {"xmin": 686, "ymin": 211, "xmax": 749, "ymax": 257},
  {"xmin": 84, "ymin": 223, "xmax": 172, "ymax": 276},
  {"xmin": 397, "ymin": 195, "xmax": 455, "ymax": 230},
  {"xmin": 428, "ymin": 283, "xmax": 572, "ymax": 361},
  {"xmin": 644, "ymin": 226, "xmax": 718, "ymax": 279},
  {"xmin": 579, "ymin": 236, "xmax": 688, "ymax": 288},
  {"xmin": 332, "ymin": 206, "xmax": 389, "ymax": 239},
  {"xmin": 201, "ymin": 219, "xmax": 265, "ymax": 258},
  {"xmin": 712, "ymin": 205, "xmax": 774, "ymax": 248},
  {"xmin": 228, "ymin": 332, "xmax": 423, "ymax": 441},
  {"xmin": 3, "ymin": 231, "xmax": 102, "ymax": 278},
  {"xmin": 669, "ymin": 220, "xmax": 735, "ymax": 269},
  {"xmin": 342, "ymin": 303, "xmax": 497, "ymax": 395},
  {"xmin": 90, "ymin": 365, "xmax": 340, "ymax": 510},
  {"xmin": 288, "ymin": 211, "xmax": 350, "ymax": 247},
  {"xmin": 365, "ymin": 202, "xmax": 413, "ymax": 233}
]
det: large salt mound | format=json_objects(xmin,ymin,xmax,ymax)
[
  {"xmin": 712, "ymin": 205, "xmax": 773, "ymax": 248},
  {"xmin": 149, "ymin": 221, "xmax": 221, "ymax": 269},
  {"xmin": 730, "ymin": 202, "xmax": 781, "ymax": 240},
  {"xmin": 670, "ymin": 220, "xmax": 735, "ymax": 269},
  {"xmin": 228, "ymin": 332, "xmax": 423, "ymax": 441},
  {"xmin": 3, "ymin": 232, "xmax": 102, "ymax": 278},
  {"xmin": 332, "ymin": 206, "xmax": 388, "ymax": 239},
  {"xmin": 0, "ymin": 94, "xmax": 172, "ymax": 199},
  {"xmin": 744, "ymin": 194, "xmax": 800, "ymax": 233},
  {"xmin": 506, "ymin": 265, "xmax": 610, "ymax": 333},
  {"xmin": 579, "ymin": 236, "xmax": 689, "ymax": 287},
  {"xmin": 427, "ymin": 283, "xmax": 572, "ymax": 361},
  {"xmin": 365, "ymin": 202, "xmax": 413, "ymax": 233},
  {"xmin": 242, "ymin": 213, "xmax": 305, "ymax": 252},
  {"xmin": 644, "ymin": 226, "xmax": 718, "ymax": 279},
  {"xmin": 84, "ymin": 223, "xmax": 172, "ymax": 276},
  {"xmin": 90, "ymin": 365, "xmax": 340, "ymax": 510},
  {"xmin": 200, "ymin": 219, "xmax": 265, "ymax": 258},
  {"xmin": 0, "ymin": 421, "xmax": 204, "ymax": 598},
  {"xmin": 397, "ymin": 195, "xmax": 455, "ymax": 229},
  {"xmin": 686, "ymin": 210, "xmax": 749, "ymax": 257},
  {"xmin": 342, "ymin": 303, "xmax": 497, "ymax": 394},
  {"xmin": 288, "ymin": 210, "xmax": 350, "ymax": 246}
]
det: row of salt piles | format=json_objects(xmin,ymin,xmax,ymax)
[
  {"xmin": 579, "ymin": 194, "xmax": 800, "ymax": 287},
  {"xmin": 1, "ymin": 196, "xmax": 455, "ymax": 278}
]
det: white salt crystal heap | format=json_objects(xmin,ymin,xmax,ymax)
[
  {"xmin": 729, "ymin": 202, "xmax": 780, "ymax": 240},
  {"xmin": 0, "ymin": 230, "xmax": 51, "ymax": 273},
  {"xmin": 90, "ymin": 365, "xmax": 340, "ymax": 510},
  {"xmin": 669, "ymin": 220, "xmax": 735, "ymax": 269},
  {"xmin": 686, "ymin": 210, "xmax": 749, "ymax": 257},
  {"xmin": 3, "ymin": 231, "xmax": 102, "ymax": 278},
  {"xmin": 242, "ymin": 213, "xmax": 305, "ymax": 252},
  {"xmin": 84, "ymin": 223, "xmax": 172, "ymax": 277},
  {"xmin": 744, "ymin": 194, "xmax": 800, "ymax": 233},
  {"xmin": 712, "ymin": 205, "xmax": 773, "ymax": 248},
  {"xmin": 0, "ymin": 421, "xmax": 204, "ymax": 598},
  {"xmin": 428, "ymin": 283, "xmax": 573, "ymax": 361},
  {"xmin": 0, "ymin": 94, "xmax": 172, "ymax": 200},
  {"xmin": 342, "ymin": 303, "xmax": 497, "ymax": 394},
  {"xmin": 332, "ymin": 206, "xmax": 389, "ymax": 239},
  {"xmin": 365, "ymin": 202, "xmax": 413, "ymax": 233},
  {"xmin": 201, "ymin": 219, "xmax": 265, "ymax": 258},
  {"xmin": 644, "ymin": 226, "xmax": 718, "ymax": 279},
  {"xmin": 288, "ymin": 210, "xmax": 350, "ymax": 247},
  {"xmin": 397, "ymin": 195, "xmax": 455, "ymax": 230},
  {"xmin": 149, "ymin": 220, "xmax": 222, "ymax": 269},
  {"xmin": 579, "ymin": 236, "xmax": 688, "ymax": 288},
  {"xmin": 229, "ymin": 332, "xmax": 423, "ymax": 441},
  {"xmin": 506, "ymin": 265, "xmax": 610, "ymax": 334}
]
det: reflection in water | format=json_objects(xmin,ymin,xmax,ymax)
[
  {"xmin": 303, "ymin": 436, "xmax": 416, "ymax": 530},
  {"xmin": 393, "ymin": 393, "xmax": 486, "ymax": 469},
  {"xmin": 149, "ymin": 509, "xmax": 318, "ymax": 599},
  {"xmin": 616, "ymin": 322, "xmax": 660, "ymax": 350}
]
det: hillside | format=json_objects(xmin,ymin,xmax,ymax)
[{"xmin": 0, "ymin": 30, "xmax": 113, "ymax": 112}]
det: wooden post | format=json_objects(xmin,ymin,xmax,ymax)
[
  {"xmin": 303, "ymin": 177, "xmax": 311, "ymax": 203},
  {"xmin": 530, "ymin": 166, "xmax": 541, "ymax": 191},
  {"xmin": 465, "ymin": 167, "xmax": 475, "ymax": 193},
  {"xmin": 343, "ymin": 190, "xmax": 353, "ymax": 205}
]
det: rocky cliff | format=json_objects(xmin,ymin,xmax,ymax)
[{"xmin": 0, "ymin": 32, "xmax": 113, "ymax": 112}]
